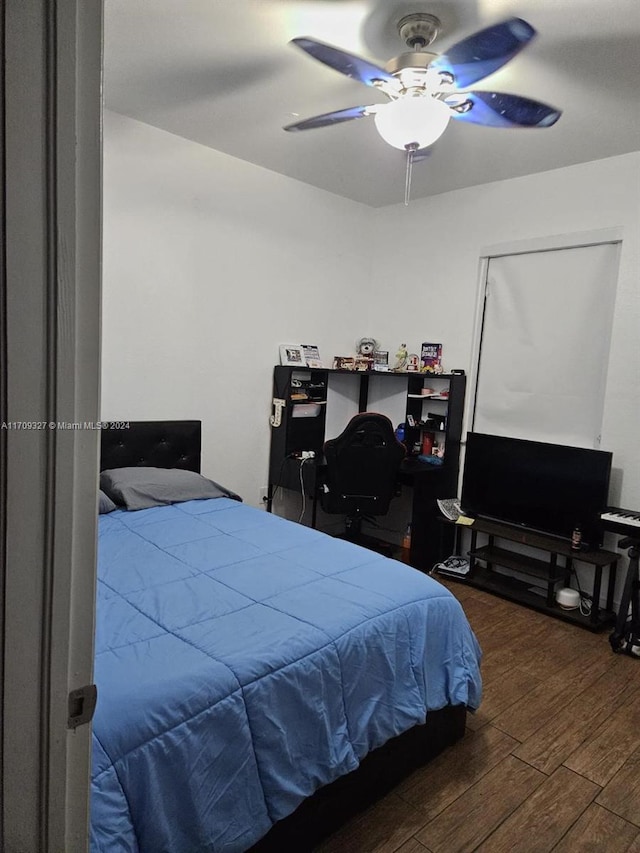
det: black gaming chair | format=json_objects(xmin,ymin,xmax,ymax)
[{"xmin": 320, "ymin": 413, "xmax": 406, "ymax": 546}]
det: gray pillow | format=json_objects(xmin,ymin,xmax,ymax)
[
  {"xmin": 99, "ymin": 467, "xmax": 233, "ymax": 511},
  {"xmin": 99, "ymin": 489, "xmax": 118, "ymax": 514}
]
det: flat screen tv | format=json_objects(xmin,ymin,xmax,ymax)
[{"xmin": 460, "ymin": 433, "xmax": 612, "ymax": 547}]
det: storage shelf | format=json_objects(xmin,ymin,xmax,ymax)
[
  {"xmin": 442, "ymin": 517, "xmax": 620, "ymax": 632},
  {"xmin": 270, "ymin": 366, "xmax": 467, "ymax": 572},
  {"xmin": 323, "ymin": 370, "xmax": 459, "ymax": 378},
  {"xmin": 469, "ymin": 545, "xmax": 564, "ymax": 583},
  {"xmin": 447, "ymin": 564, "xmax": 615, "ymax": 632}
]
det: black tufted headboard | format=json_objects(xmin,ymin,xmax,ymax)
[{"xmin": 100, "ymin": 420, "xmax": 202, "ymax": 473}]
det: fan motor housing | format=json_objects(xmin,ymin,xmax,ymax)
[{"xmin": 385, "ymin": 51, "xmax": 438, "ymax": 74}]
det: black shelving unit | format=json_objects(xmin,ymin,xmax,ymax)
[
  {"xmin": 267, "ymin": 366, "xmax": 466, "ymax": 570},
  {"xmin": 267, "ymin": 366, "xmax": 329, "ymax": 511},
  {"xmin": 400, "ymin": 372, "xmax": 466, "ymax": 571},
  {"xmin": 441, "ymin": 517, "xmax": 619, "ymax": 631}
]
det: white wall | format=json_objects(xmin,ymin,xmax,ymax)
[
  {"xmin": 102, "ymin": 113, "xmax": 639, "ymax": 536},
  {"xmin": 365, "ymin": 153, "xmax": 640, "ymax": 601},
  {"xmin": 368, "ymin": 153, "xmax": 640, "ymax": 513},
  {"xmin": 101, "ymin": 110, "xmax": 373, "ymax": 504}
]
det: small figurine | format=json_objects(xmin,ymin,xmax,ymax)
[
  {"xmin": 356, "ymin": 337, "xmax": 377, "ymax": 370},
  {"xmin": 393, "ymin": 343, "xmax": 408, "ymax": 371},
  {"xmin": 357, "ymin": 337, "xmax": 377, "ymax": 357}
]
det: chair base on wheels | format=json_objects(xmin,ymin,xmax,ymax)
[{"xmin": 334, "ymin": 515, "xmax": 396, "ymax": 558}]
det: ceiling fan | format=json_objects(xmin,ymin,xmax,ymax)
[{"xmin": 284, "ymin": 15, "xmax": 562, "ymax": 201}]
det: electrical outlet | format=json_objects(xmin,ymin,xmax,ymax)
[{"xmin": 301, "ymin": 450, "xmax": 315, "ymax": 460}]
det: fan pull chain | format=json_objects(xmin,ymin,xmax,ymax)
[{"xmin": 404, "ymin": 144, "xmax": 417, "ymax": 206}]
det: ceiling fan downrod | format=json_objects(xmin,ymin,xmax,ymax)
[
  {"xmin": 397, "ymin": 14, "xmax": 441, "ymax": 205},
  {"xmin": 404, "ymin": 143, "xmax": 418, "ymax": 206}
]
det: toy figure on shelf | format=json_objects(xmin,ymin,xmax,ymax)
[
  {"xmin": 357, "ymin": 337, "xmax": 377, "ymax": 357},
  {"xmin": 393, "ymin": 343, "xmax": 408, "ymax": 371},
  {"xmin": 356, "ymin": 337, "xmax": 377, "ymax": 370}
]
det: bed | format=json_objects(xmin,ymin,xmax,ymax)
[{"xmin": 91, "ymin": 420, "xmax": 482, "ymax": 853}]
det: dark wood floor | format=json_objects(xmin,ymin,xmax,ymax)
[{"xmin": 315, "ymin": 580, "xmax": 640, "ymax": 853}]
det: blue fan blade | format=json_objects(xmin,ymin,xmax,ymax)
[
  {"xmin": 291, "ymin": 37, "xmax": 396, "ymax": 87},
  {"xmin": 284, "ymin": 105, "xmax": 372, "ymax": 132},
  {"xmin": 446, "ymin": 91, "xmax": 561, "ymax": 128},
  {"xmin": 432, "ymin": 18, "xmax": 536, "ymax": 88}
]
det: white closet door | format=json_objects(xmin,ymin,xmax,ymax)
[{"xmin": 473, "ymin": 243, "xmax": 619, "ymax": 448}]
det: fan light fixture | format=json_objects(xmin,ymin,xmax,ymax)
[{"xmin": 373, "ymin": 97, "xmax": 450, "ymax": 150}]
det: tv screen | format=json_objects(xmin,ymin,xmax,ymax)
[{"xmin": 460, "ymin": 433, "xmax": 612, "ymax": 547}]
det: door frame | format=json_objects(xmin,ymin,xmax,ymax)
[{"xmin": 2, "ymin": 1, "xmax": 103, "ymax": 849}]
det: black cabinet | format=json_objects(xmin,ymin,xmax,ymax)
[{"xmin": 267, "ymin": 366, "xmax": 466, "ymax": 572}]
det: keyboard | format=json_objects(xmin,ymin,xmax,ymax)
[
  {"xmin": 437, "ymin": 498, "xmax": 462, "ymax": 522},
  {"xmin": 600, "ymin": 507, "xmax": 640, "ymax": 536}
]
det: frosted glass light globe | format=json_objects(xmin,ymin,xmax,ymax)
[{"xmin": 374, "ymin": 97, "xmax": 451, "ymax": 150}]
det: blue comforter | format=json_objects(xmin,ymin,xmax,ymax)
[{"xmin": 91, "ymin": 498, "xmax": 482, "ymax": 853}]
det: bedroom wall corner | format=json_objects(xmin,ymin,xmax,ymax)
[
  {"xmin": 101, "ymin": 110, "xmax": 374, "ymax": 505},
  {"xmin": 366, "ymin": 152, "xmax": 640, "ymax": 606},
  {"xmin": 367, "ymin": 152, "xmax": 640, "ymax": 510}
]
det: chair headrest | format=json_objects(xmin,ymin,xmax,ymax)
[{"xmin": 325, "ymin": 412, "xmax": 405, "ymax": 456}]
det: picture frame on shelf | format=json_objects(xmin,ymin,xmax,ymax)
[
  {"xmin": 333, "ymin": 356, "xmax": 355, "ymax": 371},
  {"xmin": 407, "ymin": 353, "xmax": 420, "ymax": 372},
  {"xmin": 279, "ymin": 344, "xmax": 306, "ymax": 367},
  {"xmin": 301, "ymin": 344, "xmax": 323, "ymax": 368}
]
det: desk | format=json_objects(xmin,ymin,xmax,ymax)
[{"xmin": 267, "ymin": 366, "xmax": 466, "ymax": 571}]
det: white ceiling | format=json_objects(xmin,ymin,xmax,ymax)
[{"xmin": 104, "ymin": 0, "xmax": 640, "ymax": 207}]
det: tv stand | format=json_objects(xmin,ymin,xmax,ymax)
[{"xmin": 447, "ymin": 518, "xmax": 618, "ymax": 631}]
